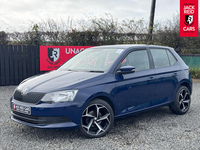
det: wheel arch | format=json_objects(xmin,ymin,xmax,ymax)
[
  {"xmin": 170, "ymin": 80, "xmax": 192, "ymax": 104},
  {"xmin": 92, "ymin": 96, "xmax": 115, "ymax": 114},
  {"xmin": 85, "ymin": 93, "xmax": 115, "ymax": 115},
  {"xmin": 169, "ymin": 81, "xmax": 191, "ymax": 115},
  {"xmin": 179, "ymin": 80, "xmax": 192, "ymax": 95}
]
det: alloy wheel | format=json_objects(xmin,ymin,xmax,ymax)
[
  {"xmin": 178, "ymin": 89, "xmax": 190, "ymax": 112},
  {"xmin": 81, "ymin": 103, "xmax": 111, "ymax": 136}
]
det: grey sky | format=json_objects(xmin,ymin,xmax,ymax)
[{"xmin": 0, "ymin": 0, "xmax": 180, "ymax": 32}]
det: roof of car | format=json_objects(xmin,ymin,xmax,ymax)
[{"xmin": 92, "ymin": 44, "xmax": 172, "ymax": 49}]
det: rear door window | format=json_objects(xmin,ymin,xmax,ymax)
[{"xmin": 150, "ymin": 49, "xmax": 170, "ymax": 68}]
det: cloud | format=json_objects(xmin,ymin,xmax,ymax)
[{"xmin": 0, "ymin": 0, "xmax": 181, "ymax": 32}]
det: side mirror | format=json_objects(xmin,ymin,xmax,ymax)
[{"xmin": 117, "ymin": 66, "xmax": 135, "ymax": 74}]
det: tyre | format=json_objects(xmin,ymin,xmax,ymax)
[
  {"xmin": 169, "ymin": 86, "xmax": 191, "ymax": 115},
  {"xmin": 80, "ymin": 99, "xmax": 114, "ymax": 138}
]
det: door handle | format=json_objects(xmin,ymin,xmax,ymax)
[
  {"xmin": 172, "ymin": 73, "xmax": 178, "ymax": 77},
  {"xmin": 148, "ymin": 76, "xmax": 155, "ymax": 81}
]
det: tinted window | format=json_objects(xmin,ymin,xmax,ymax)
[
  {"xmin": 167, "ymin": 50, "xmax": 177, "ymax": 66},
  {"xmin": 121, "ymin": 50, "xmax": 149, "ymax": 71},
  {"xmin": 150, "ymin": 49, "xmax": 170, "ymax": 68}
]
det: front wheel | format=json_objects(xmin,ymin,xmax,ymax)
[
  {"xmin": 169, "ymin": 86, "xmax": 191, "ymax": 115},
  {"xmin": 80, "ymin": 99, "xmax": 114, "ymax": 138}
]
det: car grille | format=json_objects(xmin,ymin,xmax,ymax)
[
  {"xmin": 13, "ymin": 89, "xmax": 45, "ymax": 104},
  {"xmin": 11, "ymin": 111, "xmax": 72, "ymax": 125}
]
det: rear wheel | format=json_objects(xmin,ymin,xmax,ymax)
[
  {"xmin": 169, "ymin": 86, "xmax": 191, "ymax": 115},
  {"xmin": 80, "ymin": 99, "xmax": 114, "ymax": 138}
]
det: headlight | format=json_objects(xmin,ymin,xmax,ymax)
[{"xmin": 41, "ymin": 90, "xmax": 78, "ymax": 103}]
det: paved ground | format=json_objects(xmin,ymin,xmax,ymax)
[{"xmin": 1, "ymin": 81, "xmax": 200, "ymax": 150}]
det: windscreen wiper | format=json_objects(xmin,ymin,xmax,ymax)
[
  {"xmin": 89, "ymin": 70, "xmax": 104, "ymax": 73},
  {"xmin": 68, "ymin": 69, "xmax": 78, "ymax": 72}
]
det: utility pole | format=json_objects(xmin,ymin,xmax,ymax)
[{"xmin": 148, "ymin": 0, "xmax": 156, "ymax": 42}]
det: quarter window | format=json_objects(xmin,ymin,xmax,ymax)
[
  {"xmin": 167, "ymin": 50, "xmax": 177, "ymax": 66},
  {"xmin": 150, "ymin": 49, "xmax": 170, "ymax": 68},
  {"xmin": 121, "ymin": 50, "xmax": 150, "ymax": 71}
]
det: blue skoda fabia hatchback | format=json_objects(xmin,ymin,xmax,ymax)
[{"xmin": 11, "ymin": 45, "xmax": 192, "ymax": 138}]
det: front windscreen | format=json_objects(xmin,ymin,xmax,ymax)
[{"xmin": 58, "ymin": 48, "xmax": 124, "ymax": 72}]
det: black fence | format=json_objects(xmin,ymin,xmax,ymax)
[{"xmin": 0, "ymin": 45, "xmax": 41, "ymax": 86}]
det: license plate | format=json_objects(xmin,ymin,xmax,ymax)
[{"xmin": 13, "ymin": 103, "xmax": 31, "ymax": 115}]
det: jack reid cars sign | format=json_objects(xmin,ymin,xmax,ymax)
[
  {"xmin": 40, "ymin": 46, "xmax": 93, "ymax": 71},
  {"xmin": 180, "ymin": 0, "xmax": 198, "ymax": 37}
]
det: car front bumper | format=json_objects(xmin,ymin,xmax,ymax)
[{"xmin": 10, "ymin": 97, "xmax": 84, "ymax": 129}]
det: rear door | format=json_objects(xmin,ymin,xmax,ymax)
[{"xmin": 149, "ymin": 48, "xmax": 180, "ymax": 104}]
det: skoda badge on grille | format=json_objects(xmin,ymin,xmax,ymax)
[{"xmin": 22, "ymin": 88, "xmax": 29, "ymax": 95}]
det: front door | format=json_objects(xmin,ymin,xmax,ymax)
[{"xmin": 114, "ymin": 49, "xmax": 156, "ymax": 116}]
